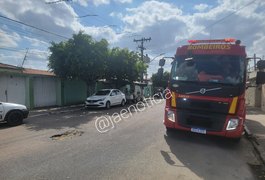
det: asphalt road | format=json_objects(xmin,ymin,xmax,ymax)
[{"xmin": 0, "ymin": 101, "xmax": 260, "ymax": 180}]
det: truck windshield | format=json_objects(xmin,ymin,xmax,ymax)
[{"xmin": 171, "ymin": 55, "xmax": 245, "ymax": 85}]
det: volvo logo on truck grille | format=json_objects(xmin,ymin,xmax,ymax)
[
  {"xmin": 199, "ymin": 88, "xmax": 206, "ymax": 94},
  {"xmin": 186, "ymin": 87, "xmax": 222, "ymax": 95}
]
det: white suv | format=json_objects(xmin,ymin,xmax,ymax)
[
  {"xmin": 0, "ymin": 102, "xmax": 29, "ymax": 126},
  {"xmin": 85, "ymin": 89, "xmax": 126, "ymax": 109}
]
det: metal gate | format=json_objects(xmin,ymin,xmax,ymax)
[
  {"xmin": 33, "ymin": 77, "xmax": 57, "ymax": 107},
  {"xmin": 0, "ymin": 75, "xmax": 26, "ymax": 105}
]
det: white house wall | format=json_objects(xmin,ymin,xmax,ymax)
[
  {"xmin": 33, "ymin": 77, "xmax": 57, "ymax": 107},
  {"xmin": 0, "ymin": 74, "xmax": 26, "ymax": 105}
]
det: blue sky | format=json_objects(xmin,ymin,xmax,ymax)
[{"xmin": 0, "ymin": 0, "xmax": 265, "ymax": 77}]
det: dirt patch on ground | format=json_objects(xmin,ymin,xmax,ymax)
[
  {"xmin": 249, "ymin": 164, "xmax": 265, "ymax": 180},
  {"xmin": 50, "ymin": 129, "xmax": 84, "ymax": 141}
]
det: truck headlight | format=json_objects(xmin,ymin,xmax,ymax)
[
  {"xmin": 167, "ymin": 110, "xmax": 175, "ymax": 122},
  {"xmin": 226, "ymin": 118, "xmax": 239, "ymax": 130}
]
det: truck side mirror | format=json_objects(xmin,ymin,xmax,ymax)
[
  {"xmin": 256, "ymin": 71, "xmax": 265, "ymax": 84},
  {"xmin": 159, "ymin": 58, "xmax": 166, "ymax": 67},
  {"xmin": 257, "ymin": 60, "xmax": 265, "ymax": 70}
]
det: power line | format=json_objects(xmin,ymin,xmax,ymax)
[
  {"xmin": 0, "ymin": 47, "xmax": 50, "ymax": 55},
  {"xmin": 21, "ymin": 48, "xmax": 29, "ymax": 68},
  {"xmin": 0, "ymin": 47, "xmax": 25, "ymax": 53},
  {"xmin": 177, "ymin": 0, "xmax": 258, "ymax": 45},
  {"xmin": 134, "ymin": 37, "xmax": 151, "ymax": 81},
  {"xmin": 45, "ymin": 0, "xmax": 72, "ymax": 4},
  {"xmin": 0, "ymin": 30, "xmax": 50, "ymax": 47},
  {"xmin": 76, "ymin": 14, "xmax": 98, "ymax": 18},
  {"xmin": 73, "ymin": 3, "xmax": 118, "ymax": 28},
  {"xmin": 0, "ymin": 14, "xmax": 70, "ymax": 40},
  {"xmin": 143, "ymin": 0, "xmax": 258, "ymax": 54}
]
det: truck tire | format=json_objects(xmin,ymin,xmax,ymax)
[
  {"xmin": 166, "ymin": 127, "xmax": 175, "ymax": 135},
  {"xmin": 229, "ymin": 137, "xmax": 241, "ymax": 143},
  {"xmin": 7, "ymin": 111, "xmax": 23, "ymax": 126}
]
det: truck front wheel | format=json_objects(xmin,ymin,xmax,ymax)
[{"xmin": 7, "ymin": 111, "xmax": 23, "ymax": 126}]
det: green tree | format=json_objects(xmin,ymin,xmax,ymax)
[
  {"xmin": 151, "ymin": 71, "xmax": 170, "ymax": 89},
  {"xmin": 105, "ymin": 47, "xmax": 147, "ymax": 88},
  {"xmin": 48, "ymin": 31, "xmax": 147, "ymax": 93},
  {"xmin": 48, "ymin": 31, "xmax": 108, "ymax": 94}
]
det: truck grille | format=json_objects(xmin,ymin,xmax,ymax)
[
  {"xmin": 175, "ymin": 98, "xmax": 229, "ymax": 131},
  {"xmin": 177, "ymin": 110, "xmax": 226, "ymax": 131},
  {"xmin": 176, "ymin": 98, "xmax": 229, "ymax": 114}
]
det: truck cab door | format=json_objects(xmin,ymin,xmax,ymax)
[{"xmin": 0, "ymin": 103, "xmax": 4, "ymax": 120}]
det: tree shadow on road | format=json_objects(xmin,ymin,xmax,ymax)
[{"xmin": 23, "ymin": 103, "xmax": 146, "ymax": 131}]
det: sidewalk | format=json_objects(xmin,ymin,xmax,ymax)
[{"xmin": 245, "ymin": 106, "xmax": 265, "ymax": 164}]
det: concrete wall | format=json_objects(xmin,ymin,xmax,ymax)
[
  {"xmin": 62, "ymin": 80, "xmax": 87, "ymax": 105},
  {"xmin": 262, "ymin": 85, "xmax": 265, "ymax": 111},
  {"xmin": 33, "ymin": 77, "xmax": 58, "ymax": 108},
  {"xmin": 246, "ymin": 86, "xmax": 262, "ymax": 107},
  {"xmin": 0, "ymin": 74, "xmax": 26, "ymax": 105},
  {"xmin": 0, "ymin": 72, "xmax": 87, "ymax": 109}
]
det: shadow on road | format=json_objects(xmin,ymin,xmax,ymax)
[
  {"xmin": 246, "ymin": 106, "xmax": 265, "ymax": 148},
  {"xmin": 0, "ymin": 122, "xmax": 11, "ymax": 130},
  {"xmin": 20, "ymin": 103, "xmax": 148, "ymax": 131},
  {"xmin": 162, "ymin": 130, "xmax": 249, "ymax": 180}
]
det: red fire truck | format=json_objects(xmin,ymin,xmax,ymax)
[{"xmin": 164, "ymin": 38, "xmax": 250, "ymax": 140}]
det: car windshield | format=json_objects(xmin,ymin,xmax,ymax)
[
  {"xmin": 171, "ymin": 55, "xmax": 245, "ymax": 85},
  {"xmin": 95, "ymin": 90, "xmax": 110, "ymax": 96}
]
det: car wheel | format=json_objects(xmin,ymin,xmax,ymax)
[
  {"xmin": 7, "ymin": 111, "xmax": 23, "ymax": 126},
  {"xmin": 136, "ymin": 96, "xmax": 141, "ymax": 102},
  {"xmin": 105, "ymin": 101, "xmax": 111, "ymax": 109},
  {"xmin": 121, "ymin": 99, "xmax": 125, "ymax": 107}
]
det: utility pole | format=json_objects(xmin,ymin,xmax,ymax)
[
  {"xmin": 21, "ymin": 48, "xmax": 29, "ymax": 68},
  {"xmin": 133, "ymin": 37, "xmax": 151, "ymax": 82}
]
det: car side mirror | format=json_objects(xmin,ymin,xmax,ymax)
[{"xmin": 256, "ymin": 71, "xmax": 265, "ymax": 84}]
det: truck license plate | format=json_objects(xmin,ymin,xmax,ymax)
[{"xmin": 191, "ymin": 128, "xmax": 206, "ymax": 134}]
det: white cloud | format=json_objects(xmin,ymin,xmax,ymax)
[
  {"xmin": 83, "ymin": 26, "xmax": 120, "ymax": 43},
  {"xmin": 194, "ymin": 4, "xmax": 210, "ymax": 12},
  {"xmin": 0, "ymin": 52, "xmax": 25, "ymax": 67},
  {"xmin": 0, "ymin": 29, "xmax": 21, "ymax": 47},
  {"xmin": 23, "ymin": 36, "xmax": 50, "ymax": 47},
  {"xmin": 1, "ymin": 0, "xmax": 265, "ymax": 74},
  {"xmin": 112, "ymin": 0, "xmax": 265, "ymax": 74},
  {"xmin": 122, "ymin": 1, "xmax": 183, "ymax": 32}
]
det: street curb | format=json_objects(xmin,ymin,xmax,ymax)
[
  {"xmin": 29, "ymin": 104, "xmax": 84, "ymax": 118},
  {"xmin": 244, "ymin": 124, "xmax": 265, "ymax": 165}
]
